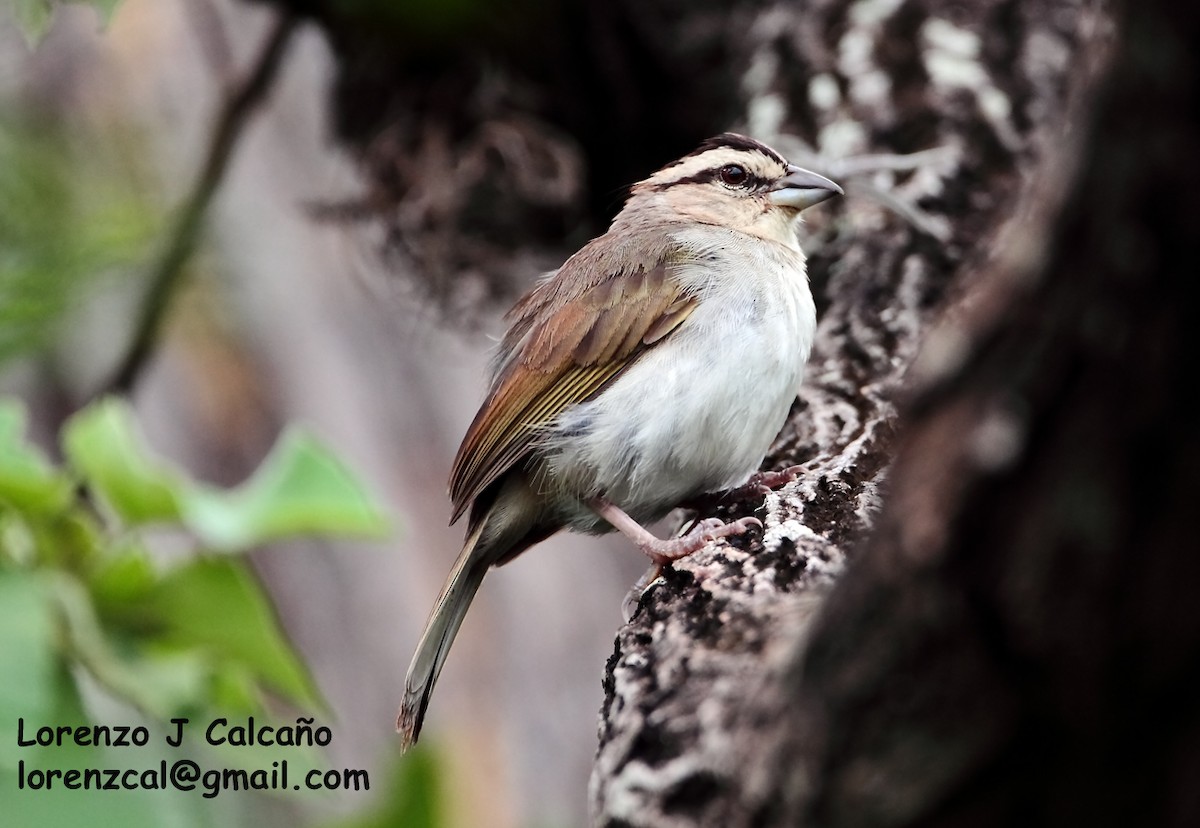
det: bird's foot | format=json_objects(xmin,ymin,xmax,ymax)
[
  {"xmin": 681, "ymin": 465, "xmax": 805, "ymax": 513},
  {"xmin": 638, "ymin": 516, "xmax": 762, "ymax": 566},
  {"xmin": 589, "ymin": 497, "xmax": 763, "ymax": 569},
  {"xmin": 741, "ymin": 464, "xmax": 804, "ymax": 494},
  {"xmin": 590, "ymin": 497, "xmax": 762, "ymax": 620},
  {"xmin": 619, "ymin": 516, "xmax": 763, "ymax": 620}
]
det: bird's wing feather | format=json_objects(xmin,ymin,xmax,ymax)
[{"xmin": 448, "ymin": 246, "xmax": 696, "ymax": 522}]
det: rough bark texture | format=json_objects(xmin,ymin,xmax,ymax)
[{"xmin": 786, "ymin": 1, "xmax": 1200, "ymax": 824}]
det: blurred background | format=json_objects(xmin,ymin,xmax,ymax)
[{"xmin": 0, "ymin": 0, "xmax": 711, "ymax": 825}]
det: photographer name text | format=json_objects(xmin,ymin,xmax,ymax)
[
  {"xmin": 17, "ymin": 716, "xmax": 331, "ymax": 749},
  {"xmin": 14, "ymin": 717, "xmax": 369, "ymax": 799}
]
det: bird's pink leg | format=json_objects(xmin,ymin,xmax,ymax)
[{"xmin": 589, "ymin": 497, "xmax": 762, "ymax": 566}]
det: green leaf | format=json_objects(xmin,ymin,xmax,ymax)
[
  {"xmin": 0, "ymin": 399, "xmax": 73, "ymax": 516},
  {"xmin": 51, "ymin": 571, "xmax": 197, "ymax": 718},
  {"xmin": 0, "ymin": 570, "xmax": 60, "ymax": 767},
  {"xmin": 104, "ymin": 649, "xmax": 211, "ymax": 714},
  {"xmin": 61, "ymin": 555, "xmax": 320, "ymax": 716},
  {"xmin": 135, "ymin": 557, "xmax": 323, "ymax": 710},
  {"xmin": 87, "ymin": 546, "xmax": 157, "ymax": 606},
  {"xmin": 62, "ymin": 398, "xmax": 389, "ymax": 548},
  {"xmin": 180, "ymin": 429, "xmax": 389, "ymax": 550},
  {"xmin": 62, "ymin": 398, "xmax": 182, "ymax": 526}
]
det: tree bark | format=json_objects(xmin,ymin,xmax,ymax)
[{"xmin": 785, "ymin": 1, "xmax": 1200, "ymax": 824}]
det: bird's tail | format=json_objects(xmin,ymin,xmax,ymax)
[{"xmin": 397, "ymin": 521, "xmax": 490, "ymax": 751}]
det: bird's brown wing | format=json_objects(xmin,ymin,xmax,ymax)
[{"xmin": 448, "ymin": 250, "xmax": 697, "ymax": 523}]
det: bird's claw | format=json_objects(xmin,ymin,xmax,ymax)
[
  {"xmin": 742, "ymin": 464, "xmax": 804, "ymax": 494},
  {"xmin": 638, "ymin": 515, "xmax": 762, "ymax": 566},
  {"xmin": 622, "ymin": 515, "xmax": 763, "ymax": 620}
]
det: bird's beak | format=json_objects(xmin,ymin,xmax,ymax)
[{"xmin": 767, "ymin": 165, "xmax": 843, "ymax": 211}]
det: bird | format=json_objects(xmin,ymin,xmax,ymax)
[{"xmin": 398, "ymin": 133, "xmax": 841, "ymax": 749}]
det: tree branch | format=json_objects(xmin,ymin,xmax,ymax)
[{"xmin": 101, "ymin": 11, "xmax": 298, "ymax": 398}]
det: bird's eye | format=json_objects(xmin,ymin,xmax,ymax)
[{"xmin": 719, "ymin": 164, "xmax": 748, "ymax": 187}]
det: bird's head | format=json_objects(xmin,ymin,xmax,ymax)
[{"xmin": 623, "ymin": 133, "xmax": 842, "ymax": 247}]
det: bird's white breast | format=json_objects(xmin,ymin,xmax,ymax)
[{"xmin": 541, "ymin": 226, "xmax": 816, "ymax": 532}]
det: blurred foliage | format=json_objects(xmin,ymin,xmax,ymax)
[
  {"xmin": 1, "ymin": 5, "xmax": 451, "ymax": 825},
  {"xmin": 0, "ymin": 115, "xmax": 161, "ymax": 366},
  {"xmin": 0, "ymin": 396, "xmax": 391, "ymax": 824},
  {"xmin": 8, "ymin": 0, "xmax": 123, "ymax": 45},
  {"xmin": 0, "ymin": 395, "xmax": 388, "ymax": 720}
]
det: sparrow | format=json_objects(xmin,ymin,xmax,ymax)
[{"xmin": 398, "ymin": 133, "xmax": 841, "ymax": 748}]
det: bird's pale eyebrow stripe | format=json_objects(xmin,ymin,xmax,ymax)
[
  {"xmin": 637, "ymin": 135, "xmax": 787, "ymax": 191},
  {"xmin": 648, "ymin": 166, "xmax": 768, "ymax": 191}
]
